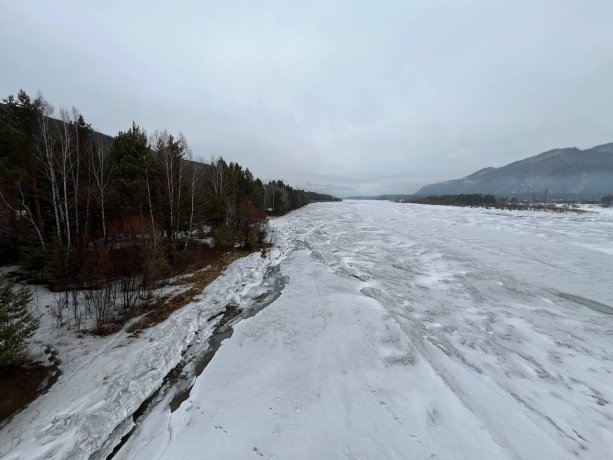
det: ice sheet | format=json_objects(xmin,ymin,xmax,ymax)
[{"xmin": 118, "ymin": 201, "xmax": 613, "ymax": 459}]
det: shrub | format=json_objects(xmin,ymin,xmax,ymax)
[
  {"xmin": 0, "ymin": 274, "xmax": 39, "ymax": 368},
  {"xmin": 213, "ymin": 224, "xmax": 235, "ymax": 248}
]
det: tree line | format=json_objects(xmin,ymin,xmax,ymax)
[
  {"xmin": 0, "ymin": 89, "xmax": 338, "ymax": 339},
  {"xmin": 406, "ymin": 194, "xmax": 497, "ymax": 206},
  {"xmin": 403, "ymin": 194, "xmax": 585, "ymax": 213}
]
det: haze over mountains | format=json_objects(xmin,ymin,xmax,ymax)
[{"xmin": 416, "ymin": 142, "xmax": 613, "ymax": 200}]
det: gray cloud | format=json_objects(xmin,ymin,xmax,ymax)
[{"xmin": 2, "ymin": 0, "xmax": 612, "ymax": 196}]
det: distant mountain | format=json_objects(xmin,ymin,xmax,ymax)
[{"xmin": 416, "ymin": 143, "xmax": 613, "ymax": 200}]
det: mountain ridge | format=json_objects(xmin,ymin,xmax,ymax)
[{"xmin": 416, "ymin": 142, "xmax": 613, "ymax": 199}]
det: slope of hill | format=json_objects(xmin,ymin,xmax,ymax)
[
  {"xmin": 0, "ymin": 102, "xmax": 115, "ymax": 153},
  {"xmin": 416, "ymin": 143, "xmax": 613, "ymax": 200}
]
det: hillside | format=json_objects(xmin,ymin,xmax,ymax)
[
  {"xmin": 0, "ymin": 102, "xmax": 115, "ymax": 155},
  {"xmin": 416, "ymin": 143, "xmax": 613, "ymax": 200}
]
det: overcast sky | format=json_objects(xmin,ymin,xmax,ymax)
[{"xmin": 1, "ymin": 1, "xmax": 612, "ymax": 196}]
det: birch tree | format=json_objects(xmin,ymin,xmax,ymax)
[
  {"xmin": 0, "ymin": 179, "xmax": 46, "ymax": 250},
  {"xmin": 57, "ymin": 108, "xmax": 75, "ymax": 251},
  {"xmin": 152, "ymin": 130, "xmax": 186, "ymax": 245},
  {"xmin": 184, "ymin": 152, "xmax": 206, "ymax": 250},
  {"xmin": 34, "ymin": 98, "xmax": 63, "ymax": 245},
  {"xmin": 90, "ymin": 138, "xmax": 112, "ymax": 241}
]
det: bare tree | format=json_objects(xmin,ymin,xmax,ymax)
[
  {"xmin": 90, "ymin": 138, "xmax": 112, "ymax": 241},
  {"xmin": 90, "ymin": 281, "xmax": 118, "ymax": 333},
  {"xmin": 144, "ymin": 150, "xmax": 156, "ymax": 230},
  {"xmin": 69, "ymin": 107, "xmax": 82, "ymax": 239},
  {"xmin": 34, "ymin": 97, "xmax": 63, "ymax": 245},
  {"xmin": 0, "ymin": 178, "xmax": 46, "ymax": 250},
  {"xmin": 32, "ymin": 103, "xmax": 85, "ymax": 254},
  {"xmin": 208, "ymin": 156, "xmax": 226, "ymax": 196},
  {"xmin": 184, "ymin": 152, "xmax": 205, "ymax": 250},
  {"xmin": 57, "ymin": 108, "xmax": 75, "ymax": 251},
  {"xmin": 152, "ymin": 130, "xmax": 186, "ymax": 245}
]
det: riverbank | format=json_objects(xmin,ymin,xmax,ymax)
[
  {"xmin": 0, "ymin": 244, "xmax": 288, "ymax": 459},
  {"xmin": 119, "ymin": 200, "xmax": 612, "ymax": 459}
]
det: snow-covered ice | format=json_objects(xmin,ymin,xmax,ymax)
[
  {"xmin": 117, "ymin": 201, "xmax": 613, "ymax": 459},
  {"xmin": 2, "ymin": 201, "xmax": 613, "ymax": 459}
]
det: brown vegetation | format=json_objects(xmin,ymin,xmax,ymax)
[
  {"xmin": 0, "ymin": 362, "xmax": 59, "ymax": 423},
  {"xmin": 127, "ymin": 248, "xmax": 250, "ymax": 333}
]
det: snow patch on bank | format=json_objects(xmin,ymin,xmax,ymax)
[
  {"xmin": 3, "ymin": 202, "xmax": 613, "ymax": 459},
  {"xmin": 0, "ymin": 247, "xmax": 287, "ymax": 460}
]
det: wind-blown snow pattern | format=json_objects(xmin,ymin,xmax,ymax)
[
  {"xmin": 2, "ymin": 202, "xmax": 612, "ymax": 459},
  {"xmin": 116, "ymin": 201, "xmax": 613, "ymax": 460}
]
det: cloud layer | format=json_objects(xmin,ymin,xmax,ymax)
[{"xmin": 2, "ymin": 0, "xmax": 612, "ymax": 196}]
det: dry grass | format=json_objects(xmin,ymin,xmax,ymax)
[{"xmin": 127, "ymin": 249, "xmax": 252, "ymax": 333}]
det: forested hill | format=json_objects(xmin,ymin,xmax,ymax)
[
  {"xmin": 416, "ymin": 142, "xmax": 613, "ymax": 200},
  {"xmin": 0, "ymin": 101, "xmax": 115, "ymax": 156},
  {"xmin": 0, "ymin": 90, "xmax": 339, "ymax": 268}
]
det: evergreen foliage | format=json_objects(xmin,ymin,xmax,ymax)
[
  {"xmin": 0, "ymin": 89, "xmax": 341, "ymax": 308},
  {"xmin": 410, "ymin": 194, "xmax": 498, "ymax": 207},
  {"xmin": 0, "ymin": 274, "xmax": 38, "ymax": 367}
]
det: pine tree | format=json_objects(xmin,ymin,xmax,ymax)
[
  {"xmin": 109, "ymin": 122, "xmax": 153, "ymax": 217},
  {"xmin": 0, "ymin": 275, "xmax": 39, "ymax": 368}
]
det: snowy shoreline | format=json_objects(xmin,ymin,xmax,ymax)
[
  {"xmin": 0, "ymin": 244, "xmax": 289, "ymax": 459},
  {"xmin": 2, "ymin": 201, "xmax": 613, "ymax": 459},
  {"xmin": 121, "ymin": 201, "xmax": 612, "ymax": 460}
]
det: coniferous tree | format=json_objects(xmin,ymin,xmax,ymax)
[
  {"xmin": 109, "ymin": 122, "xmax": 152, "ymax": 218},
  {"xmin": 0, "ymin": 275, "xmax": 38, "ymax": 368}
]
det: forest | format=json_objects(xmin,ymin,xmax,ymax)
[
  {"xmin": 404, "ymin": 194, "xmax": 585, "ymax": 213},
  {"xmin": 0, "ymin": 89, "xmax": 338, "ymax": 343},
  {"xmin": 406, "ymin": 194, "xmax": 498, "ymax": 206}
]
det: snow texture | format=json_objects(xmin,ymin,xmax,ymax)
[
  {"xmin": 117, "ymin": 201, "xmax": 613, "ymax": 460},
  {"xmin": 0, "ymin": 249, "xmax": 285, "ymax": 459},
  {"xmin": 3, "ymin": 201, "xmax": 613, "ymax": 459}
]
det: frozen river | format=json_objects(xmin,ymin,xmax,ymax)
[{"xmin": 119, "ymin": 201, "xmax": 613, "ymax": 459}]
